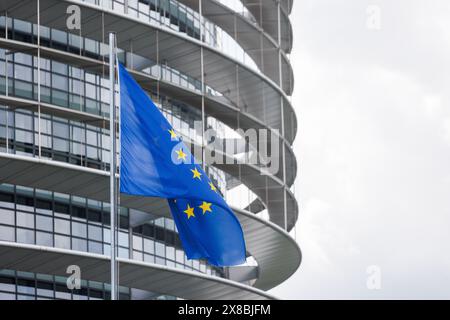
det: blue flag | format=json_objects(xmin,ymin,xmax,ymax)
[{"xmin": 118, "ymin": 64, "xmax": 246, "ymax": 266}]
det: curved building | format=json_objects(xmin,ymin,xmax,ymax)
[{"xmin": 0, "ymin": 0, "xmax": 299, "ymax": 300}]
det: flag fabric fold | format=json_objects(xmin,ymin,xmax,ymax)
[{"xmin": 118, "ymin": 63, "xmax": 246, "ymax": 266}]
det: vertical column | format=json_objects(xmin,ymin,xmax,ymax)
[
  {"xmin": 37, "ymin": 0, "xmax": 42, "ymax": 158},
  {"xmin": 277, "ymin": 1, "xmax": 288, "ymax": 231},
  {"xmin": 199, "ymin": 0, "xmax": 206, "ymax": 171},
  {"xmin": 156, "ymin": 30, "xmax": 160, "ymax": 103},
  {"xmin": 5, "ymin": 13, "xmax": 9, "ymax": 153},
  {"xmin": 108, "ymin": 32, "xmax": 117, "ymax": 301}
]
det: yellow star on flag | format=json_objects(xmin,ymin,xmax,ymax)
[
  {"xmin": 191, "ymin": 167, "xmax": 202, "ymax": 180},
  {"xmin": 199, "ymin": 201, "xmax": 212, "ymax": 214},
  {"xmin": 209, "ymin": 182, "xmax": 217, "ymax": 192},
  {"xmin": 184, "ymin": 204, "xmax": 195, "ymax": 219},
  {"xmin": 168, "ymin": 129, "xmax": 178, "ymax": 140},
  {"xmin": 175, "ymin": 148, "xmax": 187, "ymax": 161}
]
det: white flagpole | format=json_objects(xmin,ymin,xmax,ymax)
[{"xmin": 108, "ymin": 31, "xmax": 117, "ymax": 301}]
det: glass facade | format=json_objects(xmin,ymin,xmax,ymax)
[
  {"xmin": 0, "ymin": 183, "xmax": 224, "ymax": 278},
  {"xmin": 0, "ymin": 0, "xmax": 296, "ymax": 301}
]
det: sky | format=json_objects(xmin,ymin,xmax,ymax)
[{"xmin": 269, "ymin": 0, "xmax": 450, "ymax": 299}]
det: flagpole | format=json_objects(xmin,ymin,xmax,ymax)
[{"xmin": 108, "ymin": 31, "xmax": 117, "ymax": 301}]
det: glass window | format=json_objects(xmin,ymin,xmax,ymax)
[
  {"xmin": 0, "ymin": 293, "xmax": 15, "ymax": 300},
  {"xmin": 72, "ymin": 238, "xmax": 87, "ymax": 252},
  {"xmin": 14, "ymin": 52, "xmax": 32, "ymax": 65},
  {"xmin": 193, "ymin": 260, "xmax": 200, "ymax": 270},
  {"xmin": 86, "ymin": 130, "xmax": 98, "ymax": 146},
  {"xmin": 132, "ymin": 235, "xmax": 142, "ymax": 251},
  {"xmin": 54, "ymin": 234, "xmax": 70, "ymax": 249},
  {"xmin": 52, "ymin": 89, "xmax": 68, "ymax": 106},
  {"xmin": 87, "ymin": 208, "xmax": 102, "ymax": 223},
  {"xmin": 88, "ymin": 225, "xmax": 102, "ymax": 241},
  {"xmin": 15, "ymin": 129, "xmax": 33, "ymax": 144},
  {"xmin": 53, "ymin": 121, "xmax": 69, "ymax": 138},
  {"xmin": 155, "ymin": 242, "xmax": 165, "ymax": 257},
  {"xmin": 17, "ymin": 212, "xmax": 35, "ymax": 228},
  {"xmin": 36, "ymin": 231, "xmax": 53, "ymax": 246},
  {"xmin": 0, "ymin": 208, "xmax": 14, "ymax": 225},
  {"xmin": 88, "ymin": 241, "xmax": 103, "ymax": 254},
  {"xmin": 15, "ymin": 112, "xmax": 33, "ymax": 130},
  {"xmin": 51, "ymin": 60, "xmax": 67, "ymax": 75},
  {"xmin": 55, "ymin": 138, "xmax": 70, "ymax": 153},
  {"xmin": 85, "ymin": 83, "xmax": 97, "ymax": 99},
  {"xmin": 17, "ymin": 279, "xmax": 35, "ymax": 295},
  {"xmin": 155, "ymin": 257, "xmax": 165, "ymax": 266},
  {"xmin": 143, "ymin": 254, "xmax": 154, "ymax": 263},
  {"xmin": 72, "ymin": 125, "xmax": 84, "ymax": 142},
  {"xmin": 166, "ymin": 246, "xmax": 175, "ymax": 261},
  {"xmin": 143, "ymin": 238, "xmax": 154, "ymax": 254},
  {"xmin": 118, "ymin": 231, "xmax": 129, "ymax": 247},
  {"xmin": 103, "ymin": 228, "xmax": 110, "ymax": 243},
  {"xmin": 167, "ymin": 260, "xmax": 175, "ymax": 268},
  {"xmin": 176, "ymin": 249, "xmax": 184, "ymax": 263},
  {"xmin": 85, "ymin": 38, "xmax": 98, "ymax": 55},
  {"xmin": 55, "ymin": 289, "xmax": 71, "ymax": 300},
  {"xmin": 36, "ymin": 281, "xmax": 54, "ymax": 298},
  {"xmin": 72, "ymin": 221, "xmax": 87, "ymax": 238},
  {"xmin": 14, "ymin": 64, "xmax": 32, "ymax": 82},
  {"xmin": 36, "ymin": 215, "xmax": 53, "ymax": 232},
  {"xmin": 103, "ymin": 243, "xmax": 111, "ymax": 257},
  {"xmin": 54, "ymin": 218, "xmax": 70, "ymax": 235},
  {"xmin": 71, "ymin": 205, "xmax": 86, "ymax": 219},
  {"xmin": 17, "ymin": 228, "xmax": 35, "ymax": 244},
  {"xmin": 118, "ymin": 247, "xmax": 129, "ymax": 258},
  {"xmin": 133, "ymin": 251, "xmax": 143, "ymax": 261},
  {"xmin": 52, "ymin": 74, "xmax": 68, "ymax": 91},
  {"xmin": 0, "ymin": 225, "xmax": 14, "ymax": 241}
]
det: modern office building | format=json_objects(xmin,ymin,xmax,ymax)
[{"xmin": 0, "ymin": 0, "xmax": 299, "ymax": 299}]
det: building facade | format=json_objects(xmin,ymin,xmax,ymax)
[{"xmin": 0, "ymin": 0, "xmax": 299, "ymax": 300}]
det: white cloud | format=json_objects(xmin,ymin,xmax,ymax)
[{"xmin": 270, "ymin": 0, "xmax": 450, "ymax": 299}]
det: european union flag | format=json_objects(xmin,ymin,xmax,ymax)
[{"xmin": 118, "ymin": 64, "xmax": 246, "ymax": 266}]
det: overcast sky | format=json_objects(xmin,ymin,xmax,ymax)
[{"xmin": 269, "ymin": 0, "xmax": 450, "ymax": 299}]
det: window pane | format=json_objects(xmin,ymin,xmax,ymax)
[
  {"xmin": 15, "ymin": 112, "xmax": 33, "ymax": 130},
  {"xmin": 143, "ymin": 238, "xmax": 154, "ymax": 254},
  {"xmin": 132, "ymin": 235, "xmax": 142, "ymax": 251},
  {"xmin": 0, "ymin": 208, "xmax": 14, "ymax": 225},
  {"xmin": 0, "ymin": 225, "xmax": 14, "ymax": 241},
  {"xmin": 53, "ymin": 122, "xmax": 69, "ymax": 138},
  {"xmin": 88, "ymin": 241, "xmax": 103, "ymax": 254},
  {"xmin": 72, "ymin": 221, "xmax": 87, "ymax": 238},
  {"xmin": 36, "ymin": 215, "xmax": 53, "ymax": 232},
  {"xmin": 54, "ymin": 234, "xmax": 70, "ymax": 249},
  {"xmin": 118, "ymin": 247, "xmax": 129, "ymax": 258},
  {"xmin": 118, "ymin": 231, "xmax": 128, "ymax": 247},
  {"xmin": 88, "ymin": 225, "xmax": 102, "ymax": 241},
  {"xmin": 15, "ymin": 64, "xmax": 32, "ymax": 82},
  {"xmin": 52, "ymin": 74, "xmax": 68, "ymax": 91},
  {"xmin": 36, "ymin": 231, "xmax": 53, "ymax": 246},
  {"xmin": 17, "ymin": 228, "xmax": 35, "ymax": 244},
  {"xmin": 72, "ymin": 238, "xmax": 87, "ymax": 252},
  {"xmin": 54, "ymin": 218, "xmax": 70, "ymax": 235},
  {"xmin": 155, "ymin": 242, "xmax": 165, "ymax": 257},
  {"xmin": 17, "ymin": 212, "xmax": 35, "ymax": 228}
]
